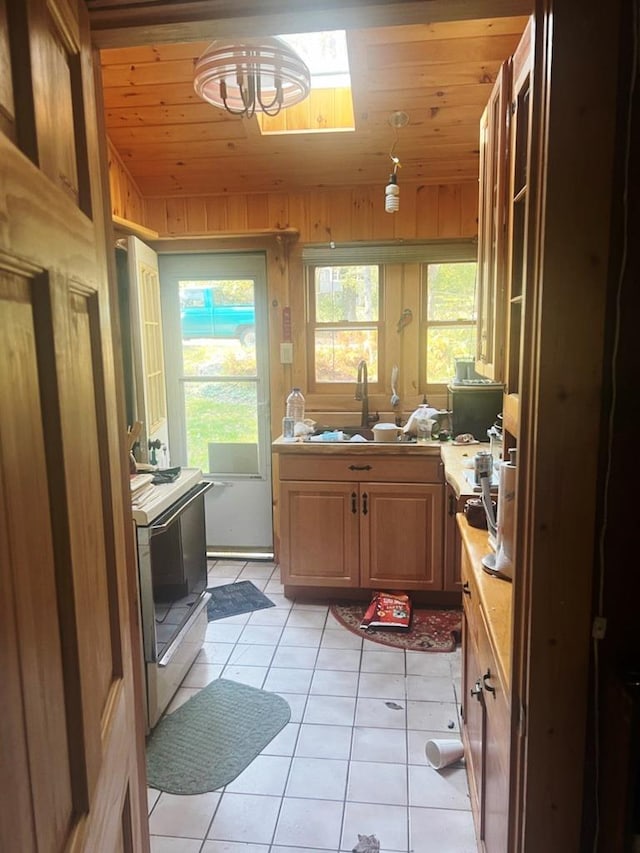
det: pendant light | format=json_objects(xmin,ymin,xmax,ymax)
[
  {"xmin": 193, "ymin": 37, "xmax": 311, "ymax": 118},
  {"xmin": 384, "ymin": 111, "xmax": 408, "ymax": 214}
]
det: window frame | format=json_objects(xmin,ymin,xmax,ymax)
[
  {"xmin": 305, "ymin": 262, "xmax": 385, "ymax": 394},
  {"xmin": 301, "ymin": 240, "xmax": 478, "ymax": 404},
  {"xmin": 420, "ymin": 258, "xmax": 479, "ymax": 397}
]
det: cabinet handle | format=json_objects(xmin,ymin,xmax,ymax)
[
  {"xmin": 448, "ymin": 494, "xmax": 456, "ymax": 516},
  {"xmin": 471, "ymin": 680, "xmax": 483, "ymax": 701},
  {"xmin": 351, "ymin": 491, "xmax": 357, "ymax": 514},
  {"xmin": 348, "ymin": 464, "xmax": 372, "ymax": 471},
  {"xmin": 483, "ymin": 669, "xmax": 496, "ymax": 694},
  {"xmin": 462, "ymin": 581, "xmax": 471, "ymax": 596},
  {"xmin": 362, "ymin": 492, "xmax": 368, "ymax": 515}
]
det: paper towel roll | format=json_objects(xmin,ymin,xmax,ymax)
[{"xmin": 495, "ymin": 460, "xmax": 516, "ymax": 578}]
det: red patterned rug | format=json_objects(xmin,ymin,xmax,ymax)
[{"xmin": 329, "ymin": 603, "xmax": 462, "ymax": 652}]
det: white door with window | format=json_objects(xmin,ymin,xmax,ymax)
[{"xmin": 160, "ymin": 253, "xmax": 272, "ymax": 553}]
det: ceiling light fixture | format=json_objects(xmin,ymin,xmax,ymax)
[
  {"xmin": 384, "ymin": 112, "xmax": 408, "ymax": 214},
  {"xmin": 193, "ymin": 37, "xmax": 311, "ymax": 118}
]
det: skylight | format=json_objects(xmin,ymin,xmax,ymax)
[
  {"xmin": 280, "ymin": 31, "xmax": 351, "ymax": 90},
  {"xmin": 256, "ymin": 30, "xmax": 354, "ymax": 135}
]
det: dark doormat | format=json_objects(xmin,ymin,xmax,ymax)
[
  {"xmin": 146, "ymin": 678, "xmax": 291, "ymax": 794},
  {"xmin": 205, "ymin": 580, "xmax": 275, "ymax": 621}
]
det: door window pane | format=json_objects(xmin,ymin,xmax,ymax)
[
  {"xmin": 184, "ymin": 380, "xmax": 258, "ymax": 473},
  {"xmin": 178, "ymin": 277, "xmax": 258, "ymax": 474}
]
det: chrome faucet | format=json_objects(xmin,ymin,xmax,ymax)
[{"xmin": 355, "ymin": 360, "xmax": 379, "ymax": 428}]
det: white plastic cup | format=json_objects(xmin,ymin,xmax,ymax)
[
  {"xmin": 417, "ymin": 418, "xmax": 435, "ymax": 444},
  {"xmin": 425, "ymin": 738, "xmax": 465, "ymax": 769}
]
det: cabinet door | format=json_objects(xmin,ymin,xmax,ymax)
[
  {"xmin": 476, "ymin": 61, "xmax": 511, "ymax": 382},
  {"xmin": 462, "ymin": 598, "xmax": 486, "ymax": 842},
  {"xmin": 477, "ymin": 606, "xmax": 511, "ymax": 852},
  {"xmin": 360, "ymin": 483, "xmax": 444, "ymax": 590},
  {"xmin": 280, "ymin": 481, "xmax": 359, "ymax": 586},
  {"xmin": 503, "ymin": 18, "xmax": 533, "ymax": 438},
  {"xmin": 444, "ymin": 484, "xmax": 463, "ymax": 590}
]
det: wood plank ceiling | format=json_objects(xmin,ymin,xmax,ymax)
[{"xmin": 99, "ymin": 16, "xmax": 528, "ymax": 198}]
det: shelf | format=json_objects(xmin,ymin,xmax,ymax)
[{"xmin": 112, "ymin": 214, "xmax": 159, "ymax": 242}]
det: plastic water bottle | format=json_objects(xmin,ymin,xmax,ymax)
[{"xmin": 286, "ymin": 388, "xmax": 305, "ymax": 424}]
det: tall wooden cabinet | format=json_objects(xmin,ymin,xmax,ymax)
[
  {"xmin": 461, "ymin": 17, "xmax": 532, "ymax": 852},
  {"xmin": 278, "ymin": 451, "xmax": 447, "ymax": 592}
]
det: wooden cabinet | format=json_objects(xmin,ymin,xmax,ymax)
[
  {"xmin": 459, "ymin": 515, "xmax": 512, "ymax": 852},
  {"xmin": 279, "ymin": 452, "xmax": 445, "ymax": 591},
  {"xmin": 503, "ymin": 17, "xmax": 533, "ymax": 439},
  {"xmin": 475, "ymin": 60, "xmax": 511, "ymax": 382},
  {"xmin": 444, "ymin": 481, "xmax": 464, "ymax": 590}
]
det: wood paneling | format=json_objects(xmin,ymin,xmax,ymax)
[
  {"xmin": 135, "ymin": 183, "xmax": 478, "ymax": 240},
  {"xmin": 99, "ymin": 18, "xmax": 528, "ymax": 198},
  {"xmin": 107, "ymin": 137, "xmax": 144, "ymax": 222}
]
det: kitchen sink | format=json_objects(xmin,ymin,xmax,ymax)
[{"xmin": 313, "ymin": 425, "xmax": 375, "ymax": 441}]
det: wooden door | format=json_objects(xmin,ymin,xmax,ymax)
[
  {"xmin": 360, "ymin": 483, "xmax": 444, "ymax": 590},
  {"xmin": 0, "ymin": 2, "xmax": 149, "ymax": 851},
  {"xmin": 279, "ymin": 481, "xmax": 360, "ymax": 587}
]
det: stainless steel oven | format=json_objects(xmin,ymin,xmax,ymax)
[{"xmin": 132, "ymin": 468, "xmax": 212, "ymax": 729}]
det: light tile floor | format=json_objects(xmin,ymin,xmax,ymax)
[{"xmin": 147, "ymin": 560, "xmax": 478, "ymax": 853}]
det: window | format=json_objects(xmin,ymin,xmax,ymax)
[
  {"xmin": 422, "ymin": 261, "xmax": 477, "ymax": 386},
  {"xmin": 307, "ymin": 264, "xmax": 383, "ymax": 388}
]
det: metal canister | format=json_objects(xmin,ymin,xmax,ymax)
[{"xmin": 474, "ymin": 449, "xmax": 494, "ymax": 485}]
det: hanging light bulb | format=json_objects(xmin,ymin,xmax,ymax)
[
  {"xmin": 384, "ymin": 112, "xmax": 407, "ymax": 214},
  {"xmin": 385, "ymin": 154, "xmax": 401, "ymax": 214},
  {"xmin": 385, "ymin": 173, "xmax": 400, "ymax": 213}
]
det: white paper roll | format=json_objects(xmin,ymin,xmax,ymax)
[{"xmin": 495, "ymin": 460, "xmax": 516, "ymax": 577}]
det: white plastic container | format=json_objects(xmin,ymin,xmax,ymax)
[{"xmin": 285, "ymin": 388, "xmax": 305, "ymax": 423}]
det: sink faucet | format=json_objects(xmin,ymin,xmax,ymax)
[{"xmin": 355, "ymin": 360, "xmax": 379, "ymax": 428}]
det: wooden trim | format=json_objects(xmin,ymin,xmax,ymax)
[
  {"xmin": 112, "ymin": 214, "xmax": 159, "ymax": 241},
  {"xmin": 87, "ymin": 0, "xmax": 533, "ymax": 48}
]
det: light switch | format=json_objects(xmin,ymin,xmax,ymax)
[{"xmin": 280, "ymin": 342, "xmax": 293, "ymax": 363}]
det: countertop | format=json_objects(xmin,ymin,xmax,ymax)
[{"xmin": 273, "ymin": 435, "xmax": 482, "ymax": 499}]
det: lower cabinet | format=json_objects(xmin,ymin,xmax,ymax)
[
  {"xmin": 460, "ymin": 518, "xmax": 512, "ymax": 852},
  {"xmin": 444, "ymin": 481, "xmax": 465, "ymax": 590},
  {"xmin": 278, "ymin": 452, "xmax": 445, "ymax": 590}
]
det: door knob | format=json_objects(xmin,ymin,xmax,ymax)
[{"xmin": 471, "ymin": 680, "xmax": 483, "ymax": 701}]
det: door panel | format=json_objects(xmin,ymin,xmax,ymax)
[
  {"xmin": 127, "ymin": 236, "xmax": 169, "ymax": 463},
  {"xmin": 361, "ymin": 483, "xmax": 444, "ymax": 589},
  {"xmin": 0, "ymin": 1, "xmax": 148, "ymax": 850},
  {"xmin": 280, "ymin": 481, "xmax": 360, "ymax": 586}
]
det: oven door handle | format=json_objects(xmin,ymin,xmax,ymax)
[
  {"xmin": 158, "ymin": 592, "xmax": 211, "ymax": 667},
  {"xmin": 148, "ymin": 481, "xmax": 212, "ymax": 535}
]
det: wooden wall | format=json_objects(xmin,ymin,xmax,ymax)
[
  {"xmin": 140, "ymin": 183, "xmax": 478, "ymax": 242},
  {"xmin": 107, "ymin": 137, "xmax": 144, "ymax": 224},
  {"xmin": 106, "ymin": 149, "xmax": 478, "ymax": 242}
]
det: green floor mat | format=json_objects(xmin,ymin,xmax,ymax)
[{"xmin": 146, "ymin": 678, "xmax": 291, "ymax": 794}]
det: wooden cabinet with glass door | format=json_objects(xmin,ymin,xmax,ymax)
[
  {"xmin": 503, "ymin": 17, "xmax": 533, "ymax": 439},
  {"xmin": 475, "ymin": 60, "xmax": 511, "ymax": 383}
]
